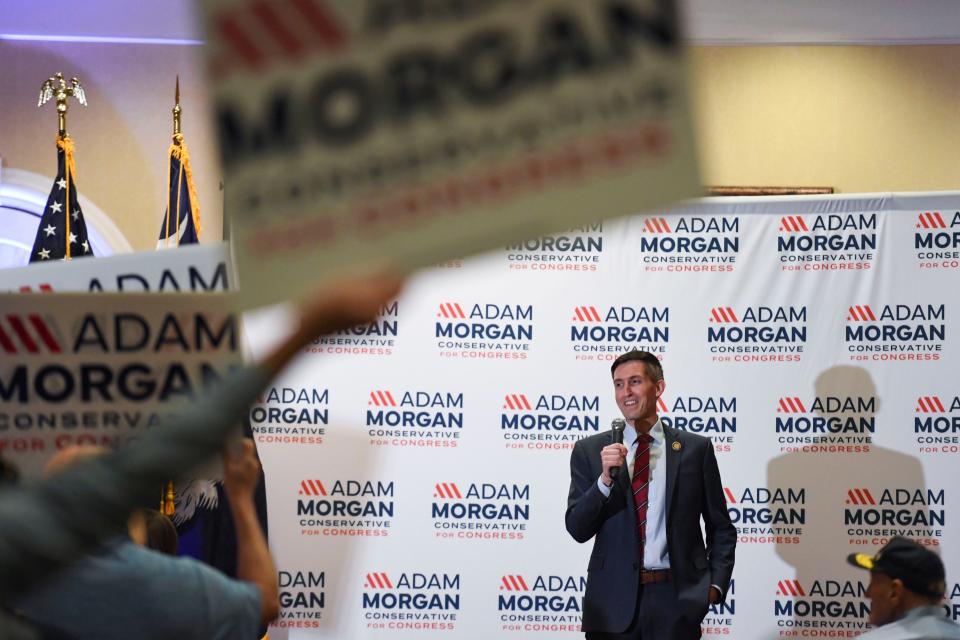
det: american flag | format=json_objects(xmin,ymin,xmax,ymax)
[{"xmin": 29, "ymin": 136, "xmax": 94, "ymax": 262}]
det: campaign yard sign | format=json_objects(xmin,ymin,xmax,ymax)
[
  {"xmin": 201, "ymin": 0, "xmax": 702, "ymax": 307},
  {"xmin": 0, "ymin": 293, "xmax": 242, "ymax": 477},
  {"xmin": 0, "ymin": 242, "xmax": 231, "ymax": 294}
]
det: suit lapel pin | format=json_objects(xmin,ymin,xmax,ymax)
[{"xmin": 672, "ymin": 441, "xmax": 681, "ymax": 451}]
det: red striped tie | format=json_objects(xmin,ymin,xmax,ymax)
[{"xmin": 632, "ymin": 434, "xmax": 654, "ymax": 561}]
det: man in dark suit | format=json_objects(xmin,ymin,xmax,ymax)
[{"xmin": 566, "ymin": 350, "xmax": 736, "ymax": 639}]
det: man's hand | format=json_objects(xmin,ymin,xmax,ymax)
[
  {"xmin": 222, "ymin": 438, "xmax": 280, "ymax": 625},
  {"xmin": 223, "ymin": 439, "xmax": 261, "ymax": 502},
  {"xmin": 708, "ymin": 586, "xmax": 722, "ymax": 604},
  {"xmin": 600, "ymin": 443, "xmax": 628, "ymax": 486},
  {"xmin": 298, "ymin": 271, "xmax": 405, "ymax": 340}
]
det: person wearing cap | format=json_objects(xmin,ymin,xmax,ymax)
[{"xmin": 848, "ymin": 536, "xmax": 960, "ymax": 639}]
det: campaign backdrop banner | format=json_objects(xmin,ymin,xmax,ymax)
[
  {"xmin": 242, "ymin": 191, "xmax": 960, "ymax": 639},
  {"xmin": 0, "ymin": 292, "xmax": 242, "ymax": 477},
  {"xmin": 200, "ymin": 0, "xmax": 701, "ymax": 308}
]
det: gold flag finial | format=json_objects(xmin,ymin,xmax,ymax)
[
  {"xmin": 173, "ymin": 75, "xmax": 182, "ymax": 139},
  {"xmin": 162, "ymin": 481, "xmax": 176, "ymax": 517},
  {"xmin": 38, "ymin": 72, "xmax": 86, "ymax": 138}
]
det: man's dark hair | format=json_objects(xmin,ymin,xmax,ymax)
[{"xmin": 610, "ymin": 350, "xmax": 663, "ymax": 381}]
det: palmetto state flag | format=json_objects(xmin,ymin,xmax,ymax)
[
  {"xmin": 29, "ymin": 136, "xmax": 94, "ymax": 262},
  {"xmin": 157, "ymin": 133, "xmax": 200, "ymax": 248},
  {"xmin": 174, "ymin": 419, "xmax": 269, "ymax": 592}
]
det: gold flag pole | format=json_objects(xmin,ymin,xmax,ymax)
[
  {"xmin": 172, "ymin": 77, "xmax": 182, "ymax": 245},
  {"xmin": 173, "ymin": 75, "xmax": 182, "ymax": 138},
  {"xmin": 162, "ymin": 77, "xmax": 182, "ymax": 509},
  {"xmin": 37, "ymin": 73, "xmax": 86, "ymax": 259},
  {"xmin": 163, "ymin": 78, "xmax": 182, "ymax": 249}
]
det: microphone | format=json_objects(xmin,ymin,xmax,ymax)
[{"xmin": 609, "ymin": 419, "xmax": 626, "ymax": 479}]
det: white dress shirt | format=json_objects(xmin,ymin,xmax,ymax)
[{"xmin": 597, "ymin": 419, "xmax": 670, "ymax": 569}]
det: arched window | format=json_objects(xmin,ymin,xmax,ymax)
[{"xmin": 0, "ymin": 167, "xmax": 131, "ymax": 269}]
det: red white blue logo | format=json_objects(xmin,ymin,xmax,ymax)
[
  {"xmin": 569, "ymin": 304, "xmax": 669, "ymax": 363},
  {"xmin": 844, "ymin": 487, "xmax": 945, "ymax": 545},
  {"xmin": 497, "ymin": 574, "xmax": 585, "ymax": 634},
  {"xmin": 431, "ymin": 482, "xmax": 530, "ymax": 541},
  {"xmin": 775, "ymin": 395, "xmax": 875, "ymax": 454},
  {"xmin": 772, "ymin": 578, "xmax": 869, "ymax": 631},
  {"xmin": 4, "ymin": 309, "xmax": 237, "ymax": 394},
  {"xmin": 362, "ymin": 572, "xmax": 460, "ymax": 632},
  {"xmin": 777, "ymin": 213, "xmax": 877, "ymax": 272},
  {"xmin": 250, "ymin": 386, "xmax": 329, "ymax": 446},
  {"xmin": 435, "ymin": 302, "xmax": 534, "ymax": 360},
  {"xmin": 707, "ymin": 305, "xmax": 807, "ymax": 364},
  {"xmin": 914, "ymin": 395, "xmax": 960, "ymax": 455},
  {"xmin": 501, "ymin": 392, "xmax": 600, "ymax": 451},
  {"xmin": 638, "ymin": 215, "xmax": 739, "ymax": 273},
  {"xmin": 914, "ymin": 210, "xmax": 960, "ymax": 271},
  {"xmin": 0, "ymin": 308, "xmax": 239, "ymax": 461},
  {"xmin": 0, "ymin": 313, "xmax": 62, "ymax": 355},
  {"xmin": 365, "ymin": 389, "xmax": 464, "ymax": 448},
  {"xmin": 845, "ymin": 303, "xmax": 945, "ymax": 363},
  {"xmin": 296, "ymin": 479, "xmax": 394, "ymax": 537}
]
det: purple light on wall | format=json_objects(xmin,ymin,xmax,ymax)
[{"xmin": 0, "ymin": 33, "xmax": 203, "ymax": 45}]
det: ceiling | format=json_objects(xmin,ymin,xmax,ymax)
[{"xmin": 0, "ymin": 0, "xmax": 958, "ymax": 45}]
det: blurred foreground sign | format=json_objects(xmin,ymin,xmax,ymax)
[
  {"xmin": 0, "ymin": 242, "xmax": 230, "ymax": 293},
  {"xmin": 202, "ymin": 0, "xmax": 700, "ymax": 308},
  {"xmin": 0, "ymin": 293, "xmax": 241, "ymax": 477}
]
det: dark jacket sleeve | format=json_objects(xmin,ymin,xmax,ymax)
[
  {"xmin": 701, "ymin": 444, "xmax": 736, "ymax": 599},
  {"xmin": 565, "ymin": 438, "xmax": 609, "ymax": 543}
]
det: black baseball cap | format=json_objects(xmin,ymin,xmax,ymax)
[{"xmin": 847, "ymin": 536, "xmax": 946, "ymax": 598}]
